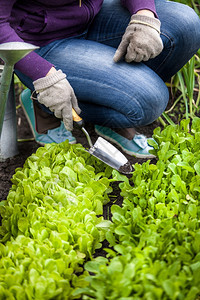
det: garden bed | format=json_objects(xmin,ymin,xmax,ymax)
[{"xmin": 1, "ymin": 114, "xmax": 200, "ymax": 299}]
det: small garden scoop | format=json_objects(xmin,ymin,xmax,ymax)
[{"xmin": 72, "ymin": 109, "xmax": 132, "ymax": 174}]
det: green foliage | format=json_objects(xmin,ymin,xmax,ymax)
[
  {"xmin": 1, "ymin": 118, "xmax": 200, "ymax": 299},
  {"xmin": 76, "ymin": 118, "xmax": 200, "ymax": 299},
  {"xmin": 0, "ymin": 141, "xmax": 113, "ymax": 299}
]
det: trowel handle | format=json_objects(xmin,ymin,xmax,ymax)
[
  {"xmin": 72, "ymin": 108, "xmax": 84, "ymax": 128},
  {"xmin": 72, "ymin": 108, "xmax": 93, "ymax": 148}
]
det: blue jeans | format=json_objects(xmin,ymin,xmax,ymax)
[{"xmin": 16, "ymin": 0, "xmax": 200, "ymax": 128}]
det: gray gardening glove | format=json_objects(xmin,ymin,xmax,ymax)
[
  {"xmin": 33, "ymin": 70, "xmax": 81, "ymax": 131},
  {"xmin": 113, "ymin": 15, "xmax": 163, "ymax": 63}
]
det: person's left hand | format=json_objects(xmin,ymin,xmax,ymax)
[{"xmin": 113, "ymin": 14, "xmax": 163, "ymax": 63}]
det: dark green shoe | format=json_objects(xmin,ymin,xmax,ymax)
[{"xmin": 20, "ymin": 89, "xmax": 76, "ymax": 145}]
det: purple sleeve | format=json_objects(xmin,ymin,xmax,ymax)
[
  {"xmin": 0, "ymin": 0, "xmax": 53, "ymax": 80},
  {"xmin": 15, "ymin": 53, "xmax": 54, "ymax": 81},
  {"xmin": 120, "ymin": 0, "xmax": 157, "ymax": 17}
]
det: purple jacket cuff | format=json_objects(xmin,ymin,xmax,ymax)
[{"xmin": 121, "ymin": 0, "xmax": 158, "ymax": 18}]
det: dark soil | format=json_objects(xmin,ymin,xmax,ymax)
[{"xmin": 0, "ymin": 86, "xmax": 159, "ymax": 201}]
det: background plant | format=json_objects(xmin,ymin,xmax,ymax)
[{"xmin": 159, "ymin": 0, "xmax": 200, "ymax": 127}]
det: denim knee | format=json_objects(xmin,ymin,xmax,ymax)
[
  {"xmin": 163, "ymin": 3, "xmax": 200, "ymax": 51},
  {"xmin": 127, "ymin": 81, "xmax": 169, "ymax": 127}
]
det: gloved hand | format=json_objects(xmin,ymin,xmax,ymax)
[
  {"xmin": 33, "ymin": 69, "xmax": 81, "ymax": 131},
  {"xmin": 113, "ymin": 14, "xmax": 163, "ymax": 63}
]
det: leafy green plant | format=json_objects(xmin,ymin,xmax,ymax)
[
  {"xmin": 2, "ymin": 118, "xmax": 200, "ymax": 299},
  {"xmin": 0, "ymin": 141, "xmax": 112, "ymax": 299},
  {"xmin": 164, "ymin": 56, "xmax": 200, "ymax": 122},
  {"xmin": 75, "ymin": 118, "xmax": 200, "ymax": 299}
]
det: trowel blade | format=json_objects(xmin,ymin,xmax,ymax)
[{"xmin": 88, "ymin": 137, "xmax": 132, "ymax": 174}]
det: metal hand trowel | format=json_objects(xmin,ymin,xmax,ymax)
[{"xmin": 72, "ymin": 109, "xmax": 132, "ymax": 174}]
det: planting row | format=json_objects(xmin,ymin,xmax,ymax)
[{"xmin": 0, "ymin": 142, "xmax": 112, "ymax": 299}]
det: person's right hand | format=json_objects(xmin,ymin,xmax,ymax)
[{"xmin": 33, "ymin": 69, "xmax": 81, "ymax": 131}]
